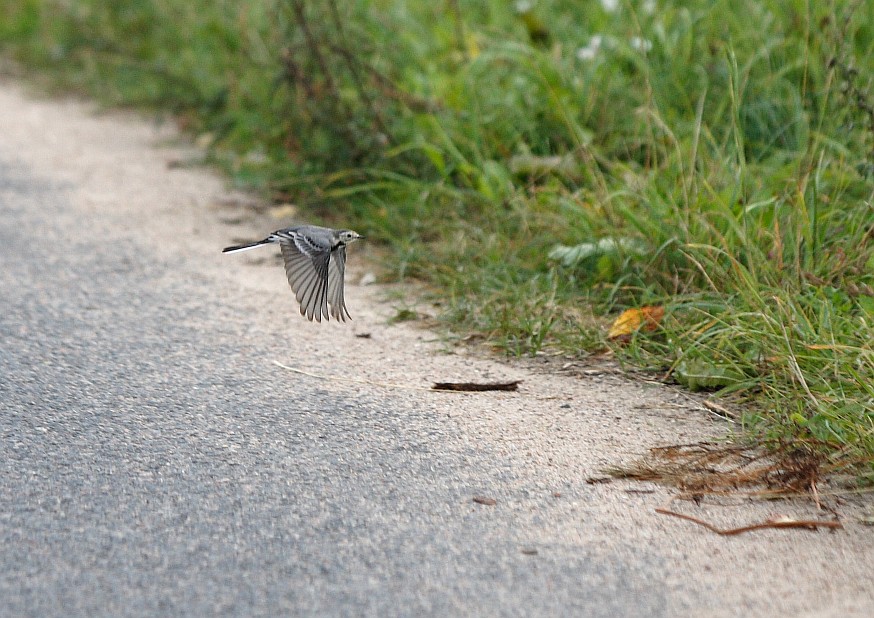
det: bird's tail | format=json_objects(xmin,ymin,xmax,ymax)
[{"xmin": 222, "ymin": 238, "xmax": 272, "ymax": 254}]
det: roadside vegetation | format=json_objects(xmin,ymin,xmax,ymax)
[{"xmin": 3, "ymin": 0, "xmax": 874, "ymax": 480}]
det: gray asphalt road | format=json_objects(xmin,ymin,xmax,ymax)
[{"xmin": 0, "ymin": 123, "xmax": 665, "ymax": 615}]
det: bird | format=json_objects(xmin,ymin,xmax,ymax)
[{"xmin": 223, "ymin": 225, "xmax": 363, "ymax": 322}]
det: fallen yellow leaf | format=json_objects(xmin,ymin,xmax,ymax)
[{"xmin": 608, "ymin": 306, "xmax": 665, "ymax": 339}]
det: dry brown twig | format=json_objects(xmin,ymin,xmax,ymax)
[{"xmin": 655, "ymin": 508, "xmax": 843, "ymax": 536}]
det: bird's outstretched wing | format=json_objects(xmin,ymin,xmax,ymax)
[
  {"xmin": 281, "ymin": 240, "xmax": 330, "ymax": 322},
  {"xmin": 327, "ymin": 246, "xmax": 351, "ymax": 321}
]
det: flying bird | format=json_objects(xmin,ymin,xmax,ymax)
[{"xmin": 223, "ymin": 225, "xmax": 363, "ymax": 322}]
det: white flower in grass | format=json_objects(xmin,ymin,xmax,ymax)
[
  {"xmin": 600, "ymin": 0, "xmax": 620, "ymax": 11},
  {"xmin": 630, "ymin": 36, "xmax": 653, "ymax": 52},
  {"xmin": 576, "ymin": 35, "xmax": 604, "ymax": 61}
]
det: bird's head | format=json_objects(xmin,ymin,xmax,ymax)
[{"xmin": 337, "ymin": 230, "xmax": 364, "ymax": 245}]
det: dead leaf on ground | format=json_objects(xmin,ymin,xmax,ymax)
[
  {"xmin": 432, "ymin": 380, "xmax": 521, "ymax": 392},
  {"xmin": 608, "ymin": 306, "xmax": 665, "ymax": 340},
  {"xmin": 585, "ymin": 476, "xmax": 614, "ymax": 485}
]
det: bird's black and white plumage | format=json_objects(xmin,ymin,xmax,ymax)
[{"xmin": 223, "ymin": 225, "xmax": 363, "ymax": 322}]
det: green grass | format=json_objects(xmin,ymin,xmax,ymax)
[{"xmin": 3, "ymin": 0, "xmax": 874, "ymax": 479}]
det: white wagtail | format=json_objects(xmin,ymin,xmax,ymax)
[{"xmin": 223, "ymin": 225, "xmax": 363, "ymax": 322}]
